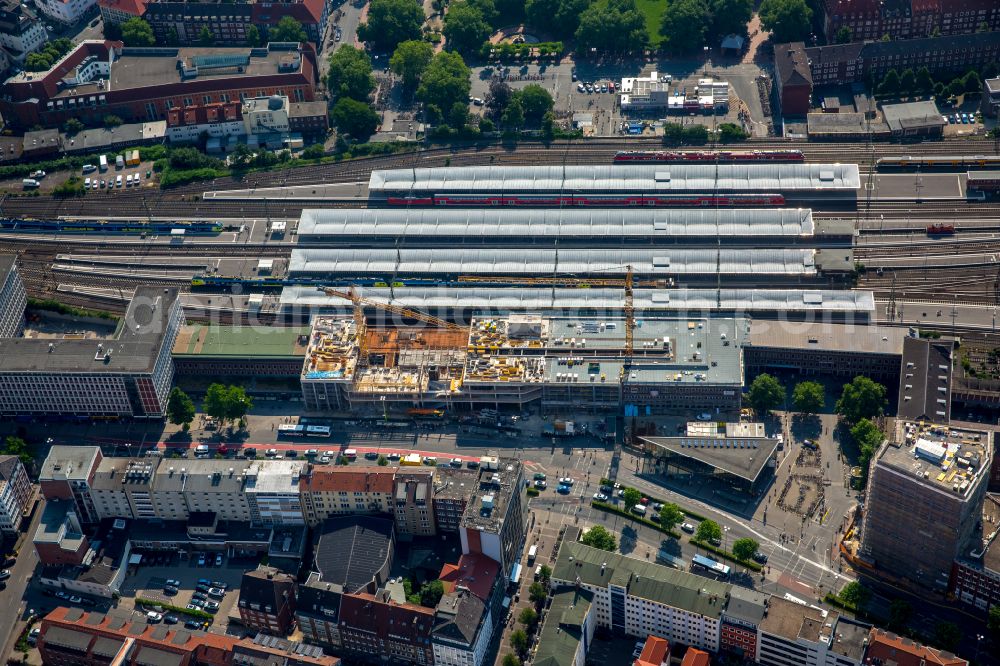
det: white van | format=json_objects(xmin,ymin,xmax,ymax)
[
  {"xmin": 115, "ymin": 174, "xmax": 123, "ymax": 187},
  {"xmin": 84, "ymin": 177, "xmax": 91, "ymax": 188},
  {"xmin": 115, "ymin": 154, "xmax": 125, "ymax": 168},
  {"xmin": 82, "ymin": 164, "xmax": 97, "ymax": 174},
  {"xmin": 99, "ymin": 154, "xmax": 108, "ymax": 171},
  {"xmin": 631, "ymin": 504, "xmax": 647, "ymax": 517},
  {"xmin": 195, "ymin": 444, "xmax": 210, "ymax": 456}
]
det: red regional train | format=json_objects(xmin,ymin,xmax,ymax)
[
  {"xmin": 613, "ymin": 150, "xmax": 805, "ymax": 163},
  {"xmin": 926, "ymin": 224, "xmax": 956, "ymax": 235},
  {"xmin": 384, "ymin": 194, "xmax": 786, "ymax": 207}
]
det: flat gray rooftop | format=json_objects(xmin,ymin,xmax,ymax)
[
  {"xmin": 296, "ymin": 208, "xmax": 816, "ymax": 239},
  {"xmin": 747, "ymin": 321, "xmax": 906, "ymax": 355},
  {"xmin": 370, "ymin": 164, "xmax": 862, "ymax": 193},
  {"xmin": 876, "ymin": 421, "xmax": 992, "ymax": 499}
]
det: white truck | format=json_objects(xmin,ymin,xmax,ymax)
[{"xmin": 99, "ymin": 154, "xmax": 108, "ymax": 172}]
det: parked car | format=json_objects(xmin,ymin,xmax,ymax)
[
  {"xmin": 192, "ymin": 592, "xmax": 207, "ymax": 601},
  {"xmin": 210, "ymin": 581, "xmax": 228, "ymax": 590},
  {"xmin": 184, "ymin": 620, "xmax": 202, "ymax": 630},
  {"xmin": 304, "ymin": 449, "xmax": 318, "ymax": 457},
  {"xmin": 198, "ymin": 578, "xmax": 212, "ymax": 586},
  {"xmin": 188, "ymin": 599, "xmax": 206, "ymax": 608},
  {"xmin": 146, "ymin": 612, "xmax": 163, "ymax": 623},
  {"xmin": 558, "ymin": 477, "xmax": 574, "ymax": 486},
  {"xmin": 68, "ymin": 596, "xmax": 82, "ymax": 604},
  {"xmin": 186, "ymin": 604, "xmax": 202, "ymax": 611},
  {"xmin": 265, "ymin": 448, "xmax": 278, "ymax": 457},
  {"xmin": 165, "ymin": 579, "xmax": 181, "ymax": 588},
  {"xmin": 533, "ymin": 473, "xmax": 547, "ymax": 480},
  {"xmin": 696, "ymin": 412, "xmax": 713, "ymax": 421},
  {"xmin": 29, "ymin": 170, "xmax": 45, "ymax": 179},
  {"xmin": 534, "ymin": 480, "xmax": 547, "ymax": 489},
  {"xmin": 164, "ymin": 586, "xmax": 179, "ymax": 596},
  {"xmin": 204, "ymin": 601, "xmax": 220, "ymax": 612},
  {"xmin": 207, "ymin": 587, "xmax": 225, "ymax": 598},
  {"xmin": 215, "ymin": 554, "xmax": 223, "ymax": 566},
  {"xmin": 27, "ymin": 628, "xmax": 40, "ymax": 645},
  {"xmin": 284, "ymin": 450, "xmax": 297, "ymax": 458},
  {"xmin": 451, "ymin": 457, "xmax": 463, "ymax": 467},
  {"xmin": 681, "ymin": 522, "xmax": 695, "ymax": 534},
  {"xmin": 243, "ymin": 448, "xmax": 257, "ymax": 458},
  {"xmin": 593, "ymin": 493, "xmax": 608, "ymax": 501},
  {"xmin": 196, "ymin": 554, "xmax": 206, "ymax": 566},
  {"xmin": 0, "ymin": 569, "xmax": 10, "ymax": 580},
  {"xmin": 163, "ymin": 615, "xmax": 179, "ymax": 625}
]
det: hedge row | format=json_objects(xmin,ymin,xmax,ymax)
[
  {"xmin": 597, "ymin": 478, "xmax": 708, "ymax": 522},
  {"xmin": 136, "ymin": 597, "xmax": 213, "ymax": 621},
  {"xmin": 689, "ymin": 539, "xmax": 762, "ymax": 572},
  {"xmin": 591, "ymin": 501, "xmax": 681, "ymax": 539}
]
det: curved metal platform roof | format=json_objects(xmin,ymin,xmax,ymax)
[
  {"xmin": 297, "ymin": 208, "xmax": 816, "ymax": 238},
  {"xmin": 369, "ymin": 164, "xmax": 861, "ymax": 193}
]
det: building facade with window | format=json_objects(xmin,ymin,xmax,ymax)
[
  {"xmin": 299, "ymin": 466, "xmax": 394, "ymax": 527},
  {"xmin": 238, "ymin": 566, "xmax": 297, "ymax": 636},
  {"xmin": 0, "ymin": 455, "xmax": 31, "ymax": 537},
  {"xmin": 0, "ymin": 256, "xmax": 26, "ymax": 340}
]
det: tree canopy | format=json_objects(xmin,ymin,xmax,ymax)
[
  {"xmin": 835, "ymin": 376, "xmax": 887, "ymax": 422},
  {"xmin": 327, "ymin": 46, "xmax": 375, "ymax": 102},
  {"xmin": 525, "ymin": 0, "xmax": 591, "ymax": 39},
  {"xmin": 759, "ymin": 0, "xmax": 813, "ymax": 43},
  {"xmin": 358, "ymin": 0, "xmax": 425, "ymax": 53},
  {"xmin": 658, "ymin": 503, "xmax": 684, "ymax": 530},
  {"xmin": 1, "ymin": 436, "xmax": 33, "ymax": 467},
  {"xmin": 575, "ymin": 0, "xmax": 646, "ymax": 54},
  {"xmin": 747, "ymin": 373, "xmax": 785, "ymax": 413},
  {"xmin": 331, "ymin": 97, "xmax": 380, "ymax": 140},
  {"xmin": 518, "ymin": 84, "xmax": 554, "ymax": 122},
  {"xmin": 271, "ymin": 16, "xmax": 307, "ymax": 43},
  {"xmin": 792, "ymin": 381, "xmax": 825, "ymax": 414},
  {"xmin": 417, "ymin": 51, "xmax": 472, "ymax": 124},
  {"xmin": 622, "ymin": 488, "xmax": 642, "ymax": 511},
  {"xmin": 510, "ymin": 629, "xmax": 529, "ymax": 654},
  {"xmin": 201, "ymin": 384, "xmax": 253, "ymax": 425},
  {"xmin": 839, "ymin": 581, "xmax": 870, "ymax": 609},
  {"xmin": 166, "ymin": 388, "xmax": 196, "ymax": 427},
  {"xmin": 420, "ymin": 579, "xmax": 444, "ymax": 607},
  {"xmin": 121, "ymin": 18, "xmax": 155, "ymax": 47},
  {"xmin": 660, "ymin": 0, "xmax": 710, "ymax": 54},
  {"xmin": 731, "ymin": 537, "xmax": 759, "ymax": 561},
  {"xmin": 851, "ymin": 418, "xmax": 883, "ymax": 476},
  {"xmin": 390, "ymin": 40, "xmax": 435, "ymax": 90},
  {"xmin": 444, "ymin": 1, "xmax": 493, "ymax": 54},
  {"xmin": 696, "ymin": 519, "xmax": 722, "ymax": 544},
  {"xmin": 581, "ymin": 524, "xmax": 618, "ymax": 551}
]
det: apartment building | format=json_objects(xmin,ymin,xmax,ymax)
[
  {"xmin": 39, "ymin": 445, "xmax": 103, "ymax": 525},
  {"xmin": 151, "ymin": 460, "xmax": 253, "ymax": 523},
  {"xmin": 0, "ymin": 40, "xmax": 319, "ymax": 130},
  {"xmin": 34, "ymin": 0, "xmax": 95, "ymax": 24},
  {"xmin": 0, "ymin": 455, "xmax": 31, "ymax": 537},
  {"xmin": 165, "ymin": 101, "xmax": 244, "ymax": 144},
  {"xmin": 898, "ymin": 335, "xmax": 955, "ymax": 424},
  {"xmin": 0, "ymin": 286, "xmax": 181, "ymax": 419},
  {"xmin": 0, "ymin": 0, "xmax": 47, "ymax": 64},
  {"xmin": 0, "ymin": 256, "xmax": 26, "ymax": 340},
  {"xmin": 142, "ymin": 0, "xmax": 328, "ymax": 46},
  {"xmin": 823, "ymin": 0, "xmax": 1000, "ymax": 41},
  {"xmin": 34, "ymin": 502, "xmax": 90, "ymax": 566},
  {"xmin": 433, "ymin": 466, "xmax": 476, "ymax": 532},
  {"xmin": 96, "ymin": 0, "xmax": 145, "ymax": 25},
  {"xmin": 861, "ymin": 421, "xmax": 993, "ymax": 588},
  {"xmin": 338, "ymin": 591, "xmax": 436, "ymax": 666},
  {"xmin": 865, "ymin": 628, "xmax": 969, "ymax": 665},
  {"xmin": 719, "ymin": 586, "xmax": 767, "ymax": 661},
  {"xmin": 533, "ymin": 587, "xmax": 596, "ymax": 666},
  {"xmin": 949, "ymin": 493, "xmax": 1000, "ymax": 613},
  {"xmin": 757, "ymin": 597, "xmax": 868, "ymax": 666},
  {"xmin": 434, "ymin": 553, "xmax": 504, "ymax": 666},
  {"xmin": 773, "ymin": 42, "xmax": 813, "ymax": 116},
  {"xmin": 459, "ymin": 458, "xmax": 527, "ymax": 575},
  {"xmin": 238, "ymin": 566, "xmax": 297, "ymax": 636},
  {"xmin": 245, "ymin": 460, "xmax": 307, "ymax": 526},
  {"xmin": 299, "ymin": 466, "xmax": 394, "ymax": 526},
  {"xmin": 295, "ymin": 578, "xmax": 344, "ymax": 650},
  {"xmin": 88, "ymin": 457, "xmax": 159, "ymax": 521},
  {"xmin": 394, "ymin": 469, "xmax": 436, "ymax": 536}
]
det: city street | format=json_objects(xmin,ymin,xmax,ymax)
[{"xmin": 0, "ymin": 499, "xmax": 44, "ymax": 663}]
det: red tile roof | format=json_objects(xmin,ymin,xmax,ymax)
[
  {"xmin": 166, "ymin": 102, "xmax": 243, "ymax": 128},
  {"xmin": 98, "ymin": 0, "xmax": 147, "ymax": 16},
  {"xmin": 866, "ymin": 629, "xmax": 968, "ymax": 666},
  {"xmin": 301, "ymin": 466, "xmax": 396, "ymax": 493},
  {"xmin": 634, "ymin": 636, "xmax": 669, "ymax": 666},
  {"xmin": 339, "ymin": 592, "xmax": 434, "ymax": 645},
  {"xmin": 681, "ymin": 647, "xmax": 711, "ymax": 666},
  {"xmin": 438, "ymin": 553, "xmax": 500, "ymax": 602}
]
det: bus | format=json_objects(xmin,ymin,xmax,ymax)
[
  {"xmin": 277, "ymin": 424, "xmax": 305, "ymax": 438},
  {"xmin": 691, "ymin": 554, "xmax": 731, "ymax": 581},
  {"xmin": 343, "ymin": 449, "xmax": 358, "ymax": 460},
  {"xmin": 306, "ymin": 425, "xmax": 331, "ymax": 438}
]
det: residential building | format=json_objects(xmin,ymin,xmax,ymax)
[
  {"xmin": 552, "ymin": 541, "xmax": 727, "ymax": 651},
  {"xmin": 37, "ymin": 606, "xmax": 341, "ymax": 666},
  {"xmin": 394, "ymin": 469, "xmax": 436, "ymax": 536},
  {"xmin": 984, "ymin": 76, "xmax": 1000, "ymax": 117},
  {"xmin": 38, "ymin": 445, "xmax": 102, "ymax": 524},
  {"xmin": 635, "ymin": 636, "xmax": 670, "ymax": 666},
  {"xmin": 0, "ymin": 0, "xmax": 48, "ymax": 64},
  {"xmin": 96, "ymin": 0, "xmax": 145, "ymax": 26},
  {"xmin": 806, "ymin": 31, "xmax": 1000, "ymax": 86},
  {"xmin": 0, "ymin": 287, "xmax": 182, "ymax": 419},
  {"xmin": 338, "ymin": 591, "xmax": 436, "ymax": 666},
  {"xmin": 434, "ymin": 553, "xmax": 504, "ymax": 666},
  {"xmin": 288, "ymin": 100, "xmax": 329, "ymax": 136},
  {"xmin": 718, "ymin": 586, "xmax": 767, "ymax": 661},
  {"xmin": 34, "ymin": 502, "xmax": 90, "ymax": 566},
  {"xmin": 0, "ymin": 40, "xmax": 319, "ymax": 130},
  {"xmin": 860, "ymin": 421, "xmax": 993, "ymax": 588},
  {"xmin": 295, "ymin": 578, "xmax": 344, "ymax": 650},
  {"xmin": 165, "ymin": 101, "xmax": 244, "ymax": 144},
  {"xmin": 898, "ymin": 335, "xmax": 955, "ymax": 424},
  {"xmin": 0, "ymin": 256, "xmax": 26, "ymax": 340},
  {"xmin": 150, "ymin": 459, "xmax": 253, "ymax": 523},
  {"xmin": 882, "ymin": 100, "xmax": 947, "ymax": 137},
  {"xmin": 244, "ymin": 459, "xmax": 307, "ymax": 526},
  {"xmin": 774, "ymin": 42, "xmax": 813, "ymax": 116},
  {"xmin": 681, "ymin": 647, "xmax": 711, "ymax": 666},
  {"xmin": 533, "ymin": 587, "xmax": 596, "ymax": 666},
  {"xmin": 459, "ymin": 458, "xmax": 527, "ymax": 575},
  {"xmin": 244, "ymin": 93, "xmax": 290, "ymax": 134},
  {"xmin": 38, "ymin": 517, "xmax": 132, "ymax": 598},
  {"xmin": 0, "ymin": 455, "xmax": 31, "ymax": 536},
  {"xmin": 299, "ymin": 466, "xmax": 395, "ymax": 526},
  {"xmin": 822, "ymin": 0, "xmax": 1000, "ymax": 41},
  {"xmin": 757, "ymin": 596, "xmax": 868, "ymax": 666},
  {"xmin": 142, "ymin": 0, "xmax": 328, "ymax": 46},
  {"xmin": 88, "ymin": 457, "xmax": 160, "ymax": 521},
  {"xmin": 432, "ymin": 466, "xmax": 476, "ymax": 532},
  {"xmin": 949, "ymin": 493, "xmax": 1000, "ymax": 613},
  {"xmin": 865, "ymin": 628, "xmax": 969, "ymax": 666},
  {"xmin": 33, "ymin": 0, "xmax": 96, "ymax": 25},
  {"xmin": 238, "ymin": 566, "xmax": 297, "ymax": 636}
]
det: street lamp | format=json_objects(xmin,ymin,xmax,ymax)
[{"xmin": 723, "ymin": 525, "xmax": 731, "ymax": 552}]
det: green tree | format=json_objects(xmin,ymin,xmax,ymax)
[
  {"xmin": 851, "ymin": 418, "xmax": 883, "ymax": 473},
  {"xmin": 63, "ymin": 118, "xmax": 85, "ymax": 135},
  {"xmin": 358, "ymin": 0, "xmax": 425, "ymax": 53},
  {"xmin": 575, "ymin": 0, "xmax": 647, "ymax": 54},
  {"xmin": 622, "ymin": 488, "xmax": 642, "ymax": 512},
  {"xmin": 377, "ymin": 455, "xmax": 389, "ymax": 466},
  {"xmin": 104, "ymin": 21, "xmax": 123, "ymax": 41},
  {"xmin": 528, "ymin": 581, "xmax": 547, "ymax": 603},
  {"xmin": 988, "ymin": 604, "xmax": 1000, "ymax": 642},
  {"xmin": 835, "ymin": 25, "xmax": 852, "ymax": 43},
  {"xmin": 758, "ymin": 0, "xmax": 812, "ymax": 43},
  {"xmin": 121, "ymin": 17, "xmax": 155, "ymax": 46},
  {"xmin": 53, "ymin": 177, "xmax": 86, "ymax": 198},
  {"xmin": 696, "ymin": 519, "xmax": 722, "ymax": 544},
  {"xmin": 510, "ymin": 629, "xmax": 529, "ymax": 655},
  {"xmin": 420, "ymin": 579, "xmax": 444, "ymax": 607},
  {"xmin": 331, "ymin": 98, "xmax": 380, "ymax": 140},
  {"xmin": 516, "ymin": 84, "xmax": 554, "ymax": 122},
  {"xmin": 246, "ymin": 24, "xmax": 261, "ymax": 47},
  {"xmin": 166, "ymin": 387, "xmax": 196, "ymax": 428},
  {"xmin": 201, "ymin": 384, "xmax": 253, "ymax": 426},
  {"xmin": 914, "ymin": 66, "xmax": 934, "ymax": 93},
  {"xmin": 581, "ymin": 524, "xmax": 618, "ymax": 551},
  {"xmin": 502, "ymin": 655, "xmax": 522, "ymax": 666},
  {"xmin": 878, "ymin": 69, "xmax": 901, "ymax": 97},
  {"xmin": 390, "ymin": 40, "xmax": 434, "ymax": 91},
  {"xmin": 537, "ymin": 565, "xmax": 552, "ymax": 583},
  {"xmin": 835, "ymin": 376, "xmax": 887, "ymax": 422},
  {"xmin": 485, "ymin": 79, "xmax": 513, "ymax": 118},
  {"xmin": 899, "ymin": 68, "xmax": 916, "ymax": 95},
  {"xmin": 962, "ymin": 69, "xmax": 981, "ymax": 93},
  {"xmin": 947, "ymin": 77, "xmax": 965, "ymax": 98},
  {"xmin": 717, "ymin": 122, "xmax": 748, "ymax": 142},
  {"xmin": 417, "ymin": 51, "xmax": 472, "ymax": 120},
  {"xmin": 710, "ymin": 0, "xmax": 754, "ymax": 39},
  {"xmin": 839, "ymin": 581, "xmax": 870, "ymax": 609},
  {"xmin": 449, "ymin": 101, "xmax": 471, "ymax": 129},
  {"xmin": 501, "ymin": 94, "xmax": 525, "ymax": 128},
  {"xmin": 1, "ymin": 436, "xmax": 33, "ymax": 467},
  {"xmin": 731, "ymin": 537, "xmax": 759, "ymax": 561},
  {"xmin": 747, "ymin": 373, "xmax": 785, "ymax": 413},
  {"xmin": 271, "ymin": 16, "xmax": 307, "ymax": 42},
  {"xmin": 541, "ymin": 111, "xmax": 555, "ymax": 142},
  {"xmin": 103, "ymin": 115, "xmax": 123, "ymax": 128},
  {"xmin": 658, "ymin": 503, "xmax": 684, "ymax": 530},
  {"xmin": 444, "ymin": 1, "xmax": 492, "ymax": 55},
  {"xmin": 932, "ymin": 621, "xmax": 961, "ymax": 653},
  {"xmin": 792, "ymin": 381, "xmax": 825, "ymax": 415},
  {"xmin": 525, "ymin": 0, "xmax": 591, "ymax": 39},
  {"xmin": 660, "ymin": 0, "xmax": 710, "ymax": 54},
  {"xmin": 518, "ymin": 607, "xmax": 538, "ymax": 627},
  {"xmin": 198, "ymin": 26, "xmax": 214, "ymax": 46},
  {"xmin": 467, "ymin": 0, "xmax": 499, "ymax": 25},
  {"xmin": 327, "ymin": 46, "xmax": 375, "ymax": 102},
  {"xmin": 887, "ymin": 599, "xmax": 912, "ymax": 632}
]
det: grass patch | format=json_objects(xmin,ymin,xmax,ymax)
[
  {"xmin": 635, "ymin": 0, "xmax": 665, "ymax": 48},
  {"xmin": 591, "ymin": 501, "xmax": 682, "ymax": 539},
  {"xmin": 136, "ymin": 597, "xmax": 213, "ymax": 621},
  {"xmin": 27, "ymin": 297, "xmax": 119, "ymax": 321},
  {"xmin": 690, "ymin": 539, "xmax": 763, "ymax": 572}
]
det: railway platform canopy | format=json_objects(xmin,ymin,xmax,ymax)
[
  {"xmin": 296, "ymin": 208, "xmax": 817, "ymax": 241},
  {"xmin": 280, "ymin": 286, "xmax": 876, "ymax": 319},
  {"xmin": 287, "ymin": 248, "xmax": 819, "ymax": 277},
  {"xmin": 368, "ymin": 163, "xmax": 861, "ymax": 194}
]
